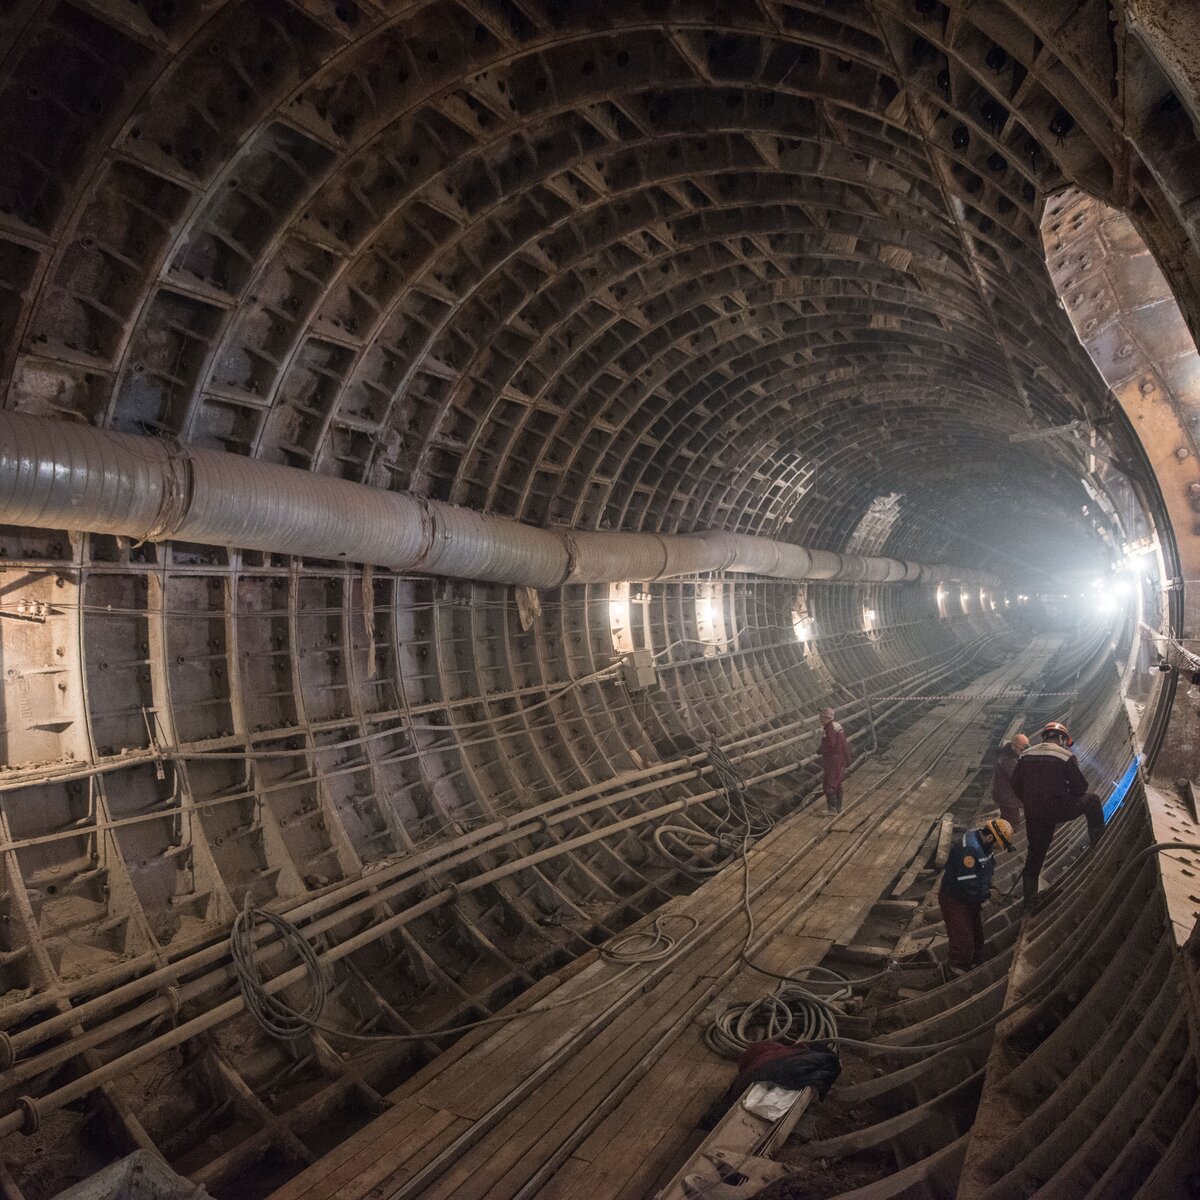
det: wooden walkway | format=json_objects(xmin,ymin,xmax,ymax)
[{"xmin": 269, "ymin": 644, "xmax": 1053, "ymax": 1200}]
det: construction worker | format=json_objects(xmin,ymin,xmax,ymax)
[
  {"xmin": 819, "ymin": 707, "xmax": 851, "ymax": 814},
  {"xmin": 1010, "ymin": 721, "xmax": 1105, "ymax": 907},
  {"xmin": 992, "ymin": 732, "xmax": 1029, "ymax": 828},
  {"xmin": 938, "ymin": 818, "xmax": 1014, "ymax": 975}
]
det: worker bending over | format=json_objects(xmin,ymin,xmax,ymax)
[
  {"xmin": 992, "ymin": 732, "xmax": 1029, "ymax": 829},
  {"xmin": 819, "ymin": 707, "xmax": 851, "ymax": 814},
  {"xmin": 1010, "ymin": 721, "xmax": 1105, "ymax": 908},
  {"xmin": 938, "ymin": 818, "xmax": 1014, "ymax": 976}
]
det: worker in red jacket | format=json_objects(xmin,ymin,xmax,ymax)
[
  {"xmin": 938, "ymin": 818, "xmax": 1014, "ymax": 975},
  {"xmin": 1010, "ymin": 721, "xmax": 1105, "ymax": 908},
  {"xmin": 819, "ymin": 707, "xmax": 851, "ymax": 814}
]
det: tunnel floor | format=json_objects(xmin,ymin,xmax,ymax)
[{"xmin": 266, "ymin": 641, "xmax": 1052, "ymax": 1200}]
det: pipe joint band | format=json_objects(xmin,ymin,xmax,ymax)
[
  {"xmin": 16, "ymin": 1095, "xmax": 41, "ymax": 1135},
  {"xmin": 144, "ymin": 442, "xmax": 194, "ymax": 542}
]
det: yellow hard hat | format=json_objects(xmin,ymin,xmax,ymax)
[{"xmin": 984, "ymin": 818, "xmax": 1014, "ymax": 851}]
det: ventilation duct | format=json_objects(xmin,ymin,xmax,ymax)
[{"xmin": 0, "ymin": 411, "xmax": 993, "ymax": 589}]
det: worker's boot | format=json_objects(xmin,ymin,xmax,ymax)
[
  {"xmin": 1086, "ymin": 806, "xmax": 1105, "ymax": 850},
  {"xmin": 1021, "ymin": 874, "xmax": 1039, "ymax": 911}
]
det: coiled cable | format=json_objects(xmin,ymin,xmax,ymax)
[
  {"xmin": 231, "ymin": 894, "xmax": 699, "ymax": 1045},
  {"xmin": 705, "ymin": 971, "xmax": 849, "ymax": 1059},
  {"xmin": 231, "ymin": 898, "xmax": 326, "ymax": 1042}
]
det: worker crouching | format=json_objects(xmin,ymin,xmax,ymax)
[
  {"xmin": 1010, "ymin": 721, "xmax": 1105, "ymax": 908},
  {"xmin": 938, "ymin": 818, "xmax": 1014, "ymax": 977}
]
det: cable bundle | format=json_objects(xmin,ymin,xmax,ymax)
[
  {"xmin": 706, "ymin": 741, "xmax": 775, "ymax": 839},
  {"xmin": 705, "ymin": 969, "xmax": 849, "ymax": 1058},
  {"xmin": 231, "ymin": 897, "xmax": 326, "ymax": 1041},
  {"xmin": 231, "ymin": 897, "xmax": 702, "ymax": 1046},
  {"xmin": 648, "ymin": 742, "xmax": 774, "ymax": 876}
]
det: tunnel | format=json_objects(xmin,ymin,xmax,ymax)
[{"xmin": 0, "ymin": 2, "xmax": 1199, "ymax": 1198}]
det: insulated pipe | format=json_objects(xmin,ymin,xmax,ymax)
[{"xmin": 0, "ymin": 410, "xmax": 996, "ymax": 587}]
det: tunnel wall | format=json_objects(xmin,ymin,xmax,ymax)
[
  {"xmin": 1, "ymin": 0, "xmax": 1199, "ymax": 1196},
  {"xmin": 0, "ymin": 531, "xmax": 1016, "ymax": 1196}
]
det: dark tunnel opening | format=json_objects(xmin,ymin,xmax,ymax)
[{"xmin": 0, "ymin": 3, "xmax": 1199, "ymax": 1198}]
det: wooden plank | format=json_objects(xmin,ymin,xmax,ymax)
[
  {"xmin": 567, "ymin": 1045, "xmax": 723, "ymax": 1168},
  {"xmin": 654, "ymin": 1088, "xmax": 813, "ymax": 1200},
  {"xmin": 935, "ymin": 813, "xmax": 956, "ymax": 867},
  {"xmin": 412, "ymin": 816, "xmax": 854, "ymax": 1123},
  {"xmin": 419, "ymin": 975, "xmax": 719, "ymax": 1200},
  {"xmin": 364, "ymin": 830, "xmax": 843, "ymax": 1197},
  {"xmin": 398, "ymin": 816, "xmax": 888, "ymax": 1200},
  {"xmin": 269, "ymin": 1098, "xmax": 424, "ymax": 1200},
  {"xmin": 327, "ymin": 1108, "xmax": 465, "ymax": 1200},
  {"xmin": 384, "ymin": 951, "xmax": 602, "ymax": 1103},
  {"xmin": 412, "ymin": 826, "xmax": 827, "ymax": 1120}
]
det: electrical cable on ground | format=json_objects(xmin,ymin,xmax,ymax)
[
  {"xmin": 700, "ymin": 742, "xmax": 852, "ymax": 1057},
  {"xmin": 230, "ymin": 688, "xmax": 1168, "ymax": 1064},
  {"xmin": 231, "ymin": 895, "xmax": 700, "ymax": 1046}
]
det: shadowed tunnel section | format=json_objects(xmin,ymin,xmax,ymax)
[{"xmin": 0, "ymin": 1, "xmax": 1199, "ymax": 1197}]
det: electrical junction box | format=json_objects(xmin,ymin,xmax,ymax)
[{"xmin": 621, "ymin": 648, "xmax": 658, "ymax": 693}]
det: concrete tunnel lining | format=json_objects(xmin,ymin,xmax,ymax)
[{"xmin": 0, "ymin": 1, "xmax": 1199, "ymax": 1197}]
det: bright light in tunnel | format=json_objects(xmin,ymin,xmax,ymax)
[
  {"xmin": 696, "ymin": 584, "xmax": 729, "ymax": 653},
  {"xmin": 792, "ymin": 591, "xmax": 814, "ymax": 644},
  {"xmin": 863, "ymin": 607, "xmax": 877, "ymax": 630},
  {"xmin": 608, "ymin": 582, "xmax": 634, "ymax": 655},
  {"xmin": 1114, "ymin": 540, "xmax": 1161, "ymax": 574}
]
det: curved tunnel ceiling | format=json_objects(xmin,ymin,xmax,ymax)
[
  {"xmin": 6, "ymin": 0, "xmax": 1187, "ymax": 580},
  {"xmin": 2, "ymin": 1, "xmax": 1200, "ymax": 1195}
]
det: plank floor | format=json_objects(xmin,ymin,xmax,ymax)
[{"xmin": 269, "ymin": 643, "xmax": 1054, "ymax": 1200}]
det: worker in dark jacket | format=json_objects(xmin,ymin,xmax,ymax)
[
  {"xmin": 992, "ymin": 732, "xmax": 1029, "ymax": 828},
  {"xmin": 938, "ymin": 818, "xmax": 1014, "ymax": 975},
  {"xmin": 819, "ymin": 707, "xmax": 851, "ymax": 814},
  {"xmin": 1010, "ymin": 721, "xmax": 1105, "ymax": 908}
]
